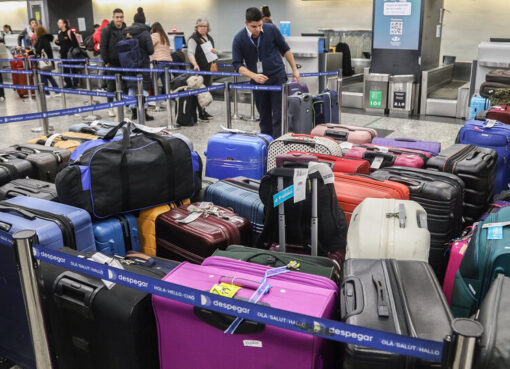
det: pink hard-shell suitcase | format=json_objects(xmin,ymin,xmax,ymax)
[
  {"xmin": 443, "ymin": 226, "xmax": 475, "ymax": 304},
  {"xmin": 311, "ymin": 124, "xmax": 378, "ymax": 144},
  {"xmin": 152, "ymin": 256, "xmax": 338, "ymax": 369},
  {"xmin": 343, "ymin": 144, "xmax": 431, "ymax": 171}
]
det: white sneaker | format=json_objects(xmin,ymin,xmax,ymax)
[
  {"xmin": 52, "ymin": 93, "xmax": 61, "ymax": 97},
  {"xmin": 107, "ymin": 109, "xmax": 116, "ymax": 117},
  {"xmin": 0, "ymin": 97, "xmax": 4, "ymax": 102}
]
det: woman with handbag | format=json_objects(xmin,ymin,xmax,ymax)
[
  {"xmin": 188, "ymin": 18, "xmax": 217, "ymax": 121},
  {"xmin": 34, "ymin": 26, "xmax": 60, "ymax": 96},
  {"xmin": 55, "ymin": 18, "xmax": 79, "ymax": 88}
]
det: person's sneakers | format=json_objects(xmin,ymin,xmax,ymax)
[
  {"xmin": 198, "ymin": 114, "xmax": 209, "ymax": 122},
  {"xmin": 52, "ymin": 92, "xmax": 61, "ymax": 97},
  {"xmin": 204, "ymin": 111, "xmax": 213, "ymax": 119},
  {"xmin": 131, "ymin": 108, "xmax": 137, "ymax": 120},
  {"xmin": 0, "ymin": 97, "xmax": 5, "ymax": 102},
  {"xmin": 108, "ymin": 108, "xmax": 116, "ymax": 117},
  {"xmin": 145, "ymin": 110, "xmax": 154, "ymax": 121}
]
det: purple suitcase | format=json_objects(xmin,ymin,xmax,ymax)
[
  {"xmin": 288, "ymin": 82, "xmax": 309, "ymax": 95},
  {"xmin": 372, "ymin": 137, "xmax": 441, "ymax": 156},
  {"xmin": 152, "ymin": 256, "xmax": 338, "ymax": 369}
]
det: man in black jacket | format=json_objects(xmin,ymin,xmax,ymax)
[{"xmin": 100, "ymin": 8, "xmax": 126, "ymax": 117}]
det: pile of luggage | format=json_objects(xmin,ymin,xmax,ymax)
[{"xmin": 0, "ymin": 114, "xmax": 509, "ymax": 369}]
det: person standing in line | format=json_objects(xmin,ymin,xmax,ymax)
[
  {"xmin": 17, "ymin": 18, "xmax": 37, "ymax": 48},
  {"xmin": 33, "ymin": 26, "xmax": 60, "ymax": 96},
  {"xmin": 100, "ymin": 8, "xmax": 126, "ymax": 117},
  {"xmin": 232, "ymin": 7, "xmax": 300, "ymax": 139},
  {"xmin": 124, "ymin": 7, "xmax": 154, "ymax": 121},
  {"xmin": 188, "ymin": 18, "xmax": 216, "ymax": 121},
  {"xmin": 54, "ymin": 19, "xmax": 79, "ymax": 89},
  {"xmin": 150, "ymin": 22, "xmax": 172, "ymax": 93},
  {"xmin": 261, "ymin": 6, "xmax": 273, "ymax": 23}
]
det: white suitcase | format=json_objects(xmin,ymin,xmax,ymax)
[
  {"xmin": 346, "ymin": 198, "xmax": 430, "ymax": 261},
  {"xmin": 266, "ymin": 133, "xmax": 342, "ymax": 171}
]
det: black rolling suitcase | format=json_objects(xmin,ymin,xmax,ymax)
[
  {"xmin": 0, "ymin": 178, "xmax": 57, "ymax": 201},
  {"xmin": 475, "ymin": 274, "xmax": 510, "ymax": 369},
  {"xmin": 0, "ymin": 153, "xmax": 34, "ymax": 186},
  {"xmin": 38, "ymin": 248, "xmax": 178, "ymax": 369},
  {"xmin": 341, "ymin": 259, "xmax": 452, "ymax": 369},
  {"xmin": 371, "ymin": 167, "xmax": 465, "ymax": 280},
  {"xmin": 426, "ymin": 144, "xmax": 497, "ymax": 226},
  {"xmin": 9, "ymin": 144, "xmax": 71, "ymax": 182}
]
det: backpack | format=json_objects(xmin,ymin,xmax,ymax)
[
  {"xmin": 116, "ymin": 34, "xmax": 143, "ymax": 68},
  {"xmin": 83, "ymin": 34, "xmax": 94, "ymax": 51},
  {"xmin": 174, "ymin": 86, "xmax": 197, "ymax": 126}
]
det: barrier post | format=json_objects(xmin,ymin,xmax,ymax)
[
  {"xmin": 337, "ymin": 69, "xmax": 343, "ymax": 124},
  {"xmin": 83, "ymin": 59, "xmax": 101, "ymax": 121},
  {"xmin": 225, "ymin": 81, "xmax": 232, "ymax": 129},
  {"xmin": 232, "ymin": 75, "xmax": 242, "ymax": 120},
  {"xmin": 164, "ymin": 66, "xmax": 179, "ymax": 130},
  {"xmin": 281, "ymin": 83, "xmax": 288, "ymax": 136},
  {"xmin": 32, "ymin": 69, "xmax": 51, "ymax": 135},
  {"xmin": 59, "ymin": 63, "xmax": 67, "ymax": 110},
  {"xmin": 246, "ymin": 90, "xmax": 258, "ymax": 122},
  {"xmin": 13, "ymin": 230, "xmax": 53, "ymax": 369},
  {"xmin": 115, "ymin": 73, "xmax": 124, "ymax": 122},
  {"xmin": 136, "ymin": 74, "xmax": 145, "ymax": 125},
  {"xmin": 151, "ymin": 63, "xmax": 161, "ymax": 112},
  {"xmin": 277, "ymin": 177, "xmax": 286, "ymax": 252},
  {"xmin": 24, "ymin": 56, "xmax": 35, "ymax": 101},
  {"xmin": 450, "ymin": 318, "xmax": 484, "ymax": 369}
]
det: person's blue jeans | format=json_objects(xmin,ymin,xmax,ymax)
[
  {"xmin": 154, "ymin": 61, "xmax": 172, "ymax": 93},
  {"xmin": 128, "ymin": 88, "xmax": 149, "ymax": 110},
  {"xmin": 41, "ymin": 74, "xmax": 59, "ymax": 95}
]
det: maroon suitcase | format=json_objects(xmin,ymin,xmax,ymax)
[
  {"xmin": 487, "ymin": 105, "xmax": 510, "ymax": 124},
  {"xmin": 155, "ymin": 202, "xmax": 251, "ymax": 263}
]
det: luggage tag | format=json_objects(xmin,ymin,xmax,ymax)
[
  {"xmin": 210, "ymin": 282, "xmax": 241, "ymax": 298},
  {"xmin": 87, "ymin": 253, "xmax": 125, "ymax": 289},
  {"xmin": 376, "ymin": 146, "xmax": 389, "ymax": 153},
  {"xmin": 308, "ymin": 162, "xmax": 335, "ymax": 184},
  {"xmin": 339, "ymin": 142, "xmax": 353, "ymax": 152},
  {"xmin": 371, "ymin": 156, "xmax": 384, "ymax": 169},
  {"xmin": 485, "ymin": 120, "xmax": 497, "ymax": 129},
  {"xmin": 488, "ymin": 226, "xmax": 503, "ymax": 240},
  {"xmin": 293, "ymin": 168, "xmax": 308, "ymax": 203},
  {"xmin": 176, "ymin": 212, "xmax": 203, "ymax": 224}
]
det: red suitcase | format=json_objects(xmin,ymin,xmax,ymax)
[
  {"xmin": 10, "ymin": 55, "xmax": 35, "ymax": 98},
  {"xmin": 487, "ymin": 105, "xmax": 510, "ymax": 124},
  {"xmin": 155, "ymin": 202, "xmax": 251, "ymax": 263},
  {"xmin": 289, "ymin": 151, "xmax": 370, "ymax": 174},
  {"xmin": 333, "ymin": 172, "xmax": 410, "ymax": 223}
]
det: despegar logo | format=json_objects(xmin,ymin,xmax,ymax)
[
  {"xmin": 40, "ymin": 251, "xmax": 66, "ymax": 264},
  {"xmin": 118, "ymin": 274, "xmax": 149, "ymax": 288},
  {"xmin": 213, "ymin": 300, "xmax": 250, "ymax": 315}
]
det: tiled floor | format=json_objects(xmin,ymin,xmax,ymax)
[{"xmin": 0, "ymin": 86, "xmax": 462, "ymax": 157}]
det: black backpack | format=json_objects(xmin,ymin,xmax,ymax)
[
  {"xmin": 335, "ymin": 42, "xmax": 355, "ymax": 77},
  {"xmin": 84, "ymin": 34, "xmax": 94, "ymax": 51},
  {"xmin": 256, "ymin": 167, "xmax": 348, "ymax": 256},
  {"xmin": 176, "ymin": 95, "xmax": 197, "ymax": 126}
]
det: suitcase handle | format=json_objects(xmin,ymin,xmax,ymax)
[
  {"xmin": 340, "ymin": 277, "xmax": 364, "ymax": 320},
  {"xmin": 193, "ymin": 305, "xmax": 265, "ymax": 334},
  {"xmin": 325, "ymin": 129, "xmax": 349, "ymax": 141},
  {"xmin": 393, "ymin": 138, "xmax": 418, "ymax": 143},
  {"xmin": 372, "ymin": 275, "xmax": 390, "ymax": 318},
  {"xmin": 54, "ymin": 272, "xmax": 104, "ymax": 316},
  {"xmin": 0, "ymin": 204, "xmax": 36, "ymax": 220},
  {"xmin": 387, "ymin": 176, "xmax": 422, "ymax": 190},
  {"xmin": 283, "ymin": 138, "xmax": 316, "ymax": 147},
  {"xmin": 218, "ymin": 276, "xmax": 263, "ymax": 291}
]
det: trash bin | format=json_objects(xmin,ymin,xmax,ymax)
[
  {"xmin": 364, "ymin": 72, "xmax": 389, "ymax": 115},
  {"xmin": 388, "ymin": 74, "xmax": 416, "ymax": 117}
]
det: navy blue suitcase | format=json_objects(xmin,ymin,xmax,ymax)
[
  {"xmin": 204, "ymin": 132, "xmax": 273, "ymax": 180},
  {"xmin": 0, "ymin": 197, "xmax": 96, "ymax": 369},
  {"xmin": 92, "ymin": 214, "xmax": 141, "ymax": 256},
  {"xmin": 457, "ymin": 119, "xmax": 510, "ymax": 194},
  {"xmin": 312, "ymin": 89, "xmax": 339, "ymax": 125},
  {"xmin": 203, "ymin": 177, "xmax": 264, "ymax": 244}
]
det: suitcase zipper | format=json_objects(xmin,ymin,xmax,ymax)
[
  {"xmin": 0, "ymin": 202, "xmax": 76, "ymax": 248},
  {"xmin": 116, "ymin": 215, "xmax": 133, "ymax": 252},
  {"xmin": 222, "ymin": 179, "xmax": 260, "ymax": 193},
  {"xmin": 442, "ymin": 145, "xmax": 475, "ymax": 173}
]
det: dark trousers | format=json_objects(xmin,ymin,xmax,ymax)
[
  {"xmin": 63, "ymin": 66, "xmax": 79, "ymax": 88},
  {"xmin": 253, "ymin": 73, "xmax": 287, "ymax": 139},
  {"xmin": 105, "ymin": 68, "xmax": 124, "ymax": 103}
]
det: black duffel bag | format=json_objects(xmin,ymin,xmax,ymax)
[{"xmin": 55, "ymin": 122, "xmax": 202, "ymax": 218}]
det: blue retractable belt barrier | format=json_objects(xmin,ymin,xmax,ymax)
[
  {"xmin": 0, "ymin": 83, "xmax": 38, "ymax": 91},
  {"xmin": 39, "ymin": 71, "xmax": 115, "ymax": 80},
  {"xmin": 230, "ymin": 83, "xmax": 282, "ymax": 91},
  {"xmin": 146, "ymin": 84, "xmax": 226, "ymax": 102},
  {"xmin": 294, "ymin": 71, "xmax": 339, "ymax": 78},
  {"xmin": 0, "ymin": 69, "xmax": 33, "ymax": 75},
  {"xmin": 43, "ymin": 86, "xmax": 116, "ymax": 98},
  {"xmin": 31, "ymin": 246, "xmax": 444, "ymax": 363},
  {"xmin": 59, "ymin": 64, "xmax": 86, "ymax": 69}
]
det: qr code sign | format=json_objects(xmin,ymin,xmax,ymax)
[{"xmin": 390, "ymin": 20, "xmax": 403, "ymax": 35}]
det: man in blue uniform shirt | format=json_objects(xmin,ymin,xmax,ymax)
[{"xmin": 232, "ymin": 7, "xmax": 300, "ymax": 139}]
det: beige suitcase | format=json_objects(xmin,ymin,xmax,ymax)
[{"xmin": 346, "ymin": 198, "xmax": 430, "ymax": 261}]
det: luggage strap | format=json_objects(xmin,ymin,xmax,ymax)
[{"xmin": 224, "ymin": 262, "xmax": 299, "ymax": 334}]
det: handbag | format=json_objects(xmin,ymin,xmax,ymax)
[
  {"xmin": 210, "ymin": 62, "xmax": 218, "ymax": 72},
  {"xmin": 38, "ymin": 49, "xmax": 53, "ymax": 71}
]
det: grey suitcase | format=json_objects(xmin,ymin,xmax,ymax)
[
  {"xmin": 9, "ymin": 144, "xmax": 71, "ymax": 182},
  {"xmin": 0, "ymin": 178, "xmax": 57, "ymax": 201},
  {"xmin": 288, "ymin": 92, "xmax": 314, "ymax": 134},
  {"xmin": 342, "ymin": 259, "xmax": 453, "ymax": 369}
]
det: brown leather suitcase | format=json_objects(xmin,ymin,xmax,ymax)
[{"xmin": 156, "ymin": 202, "xmax": 251, "ymax": 263}]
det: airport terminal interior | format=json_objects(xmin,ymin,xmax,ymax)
[{"xmin": 0, "ymin": 0, "xmax": 509, "ymax": 368}]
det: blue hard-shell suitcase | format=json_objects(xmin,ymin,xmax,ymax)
[
  {"xmin": 0, "ymin": 197, "xmax": 96, "ymax": 369},
  {"xmin": 203, "ymin": 177, "xmax": 264, "ymax": 244},
  {"xmin": 313, "ymin": 89, "xmax": 339, "ymax": 125},
  {"xmin": 204, "ymin": 132, "xmax": 273, "ymax": 180},
  {"xmin": 93, "ymin": 214, "xmax": 141, "ymax": 256},
  {"xmin": 457, "ymin": 119, "xmax": 510, "ymax": 194}
]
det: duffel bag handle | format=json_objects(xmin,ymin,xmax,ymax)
[{"xmin": 103, "ymin": 120, "xmax": 130, "ymax": 140}]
